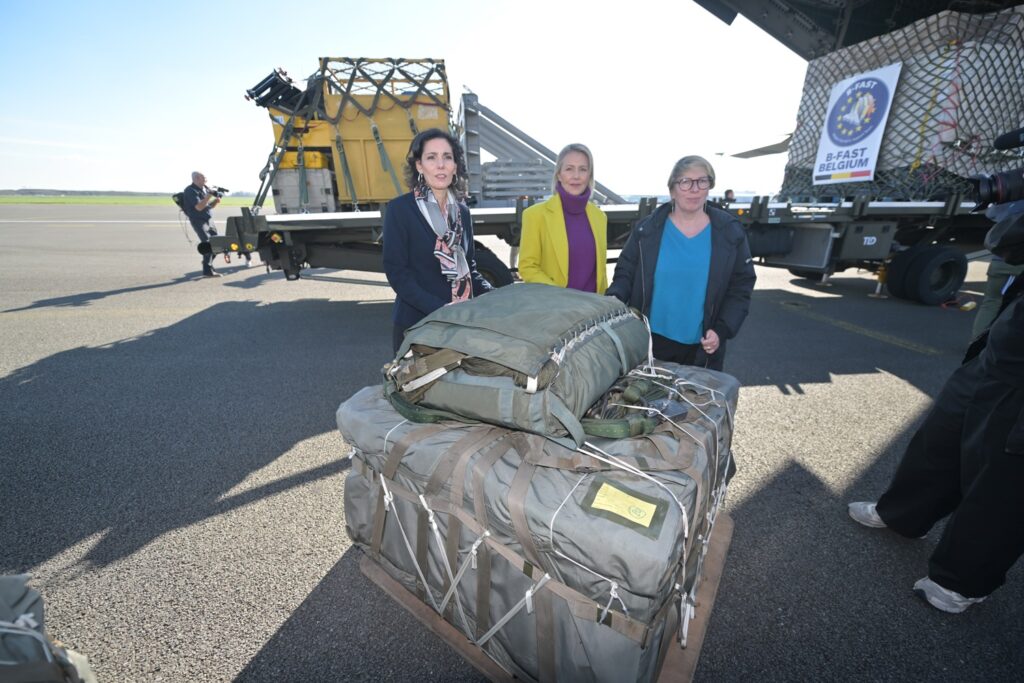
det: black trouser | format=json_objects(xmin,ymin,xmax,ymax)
[
  {"xmin": 876, "ymin": 358, "xmax": 1024, "ymax": 597},
  {"xmin": 651, "ymin": 333, "xmax": 725, "ymax": 370},
  {"xmin": 190, "ymin": 219, "xmax": 214, "ymax": 272}
]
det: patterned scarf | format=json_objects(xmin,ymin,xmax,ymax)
[{"xmin": 414, "ymin": 181, "xmax": 472, "ymax": 303}]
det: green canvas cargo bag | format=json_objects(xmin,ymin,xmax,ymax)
[
  {"xmin": 0, "ymin": 574, "xmax": 96, "ymax": 683},
  {"xmin": 384, "ymin": 283, "xmax": 651, "ymax": 446}
]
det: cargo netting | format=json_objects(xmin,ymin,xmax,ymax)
[
  {"xmin": 780, "ymin": 7, "xmax": 1024, "ymax": 201},
  {"xmin": 318, "ymin": 58, "xmax": 450, "ymax": 122}
]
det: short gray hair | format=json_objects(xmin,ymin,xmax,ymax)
[
  {"xmin": 667, "ymin": 155, "xmax": 716, "ymax": 190},
  {"xmin": 552, "ymin": 143, "xmax": 595, "ymax": 193}
]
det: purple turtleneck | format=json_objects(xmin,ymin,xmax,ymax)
[{"xmin": 556, "ymin": 182, "xmax": 597, "ymax": 293}]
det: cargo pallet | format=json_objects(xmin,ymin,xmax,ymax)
[{"xmin": 360, "ymin": 512, "xmax": 734, "ymax": 682}]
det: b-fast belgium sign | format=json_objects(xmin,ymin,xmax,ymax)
[{"xmin": 813, "ymin": 63, "xmax": 902, "ymax": 185}]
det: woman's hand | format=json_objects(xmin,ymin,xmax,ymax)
[{"xmin": 701, "ymin": 329, "xmax": 720, "ymax": 355}]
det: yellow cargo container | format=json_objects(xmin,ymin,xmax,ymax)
[{"xmin": 263, "ymin": 58, "xmax": 451, "ymax": 207}]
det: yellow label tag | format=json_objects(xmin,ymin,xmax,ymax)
[{"xmin": 590, "ymin": 482, "xmax": 657, "ymax": 528}]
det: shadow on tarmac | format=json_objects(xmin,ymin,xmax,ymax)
[
  {"xmin": 0, "ymin": 298, "xmax": 392, "ymax": 572},
  {"xmin": 3, "ymin": 275, "xmax": 202, "ymax": 312},
  {"xmin": 235, "ymin": 549, "xmax": 484, "ymax": 682},
  {"xmin": 232, "ymin": 279, "xmax": 1020, "ymax": 681},
  {"xmin": 5, "ymin": 271, "xmax": 1020, "ymax": 679}
]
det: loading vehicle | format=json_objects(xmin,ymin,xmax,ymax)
[
  {"xmin": 701, "ymin": 0, "xmax": 1024, "ymax": 304},
  {"xmin": 205, "ymin": 57, "xmax": 646, "ymax": 286},
  {"xmin": 208, "ymin": 2, "xmax": 1024, "ymax": 305}
]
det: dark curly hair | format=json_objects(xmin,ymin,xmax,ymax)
[{"xmin": 403, "ymin": 128, "xmax": 469, "ymax": 198}]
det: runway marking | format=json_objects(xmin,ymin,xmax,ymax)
[{"xmin": 775, "ymin": 300, "xmax": 943, "ymax": 355}]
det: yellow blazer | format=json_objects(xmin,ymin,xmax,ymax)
[{"xmin": 518, "ymin": 193, "xmax": 608, "ymax": 293}]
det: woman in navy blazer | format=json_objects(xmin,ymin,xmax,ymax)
[{"xmin": 383, "ymin": 128, "xmax": 492, "ymax": 353}]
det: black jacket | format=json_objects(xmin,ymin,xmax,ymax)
[
  {"xmin": 382, "ymin": 192, "xmax": 492, "ymax": 329},
  {"xmin": 182, "ymin": 183, "xmax": 212, "ymax": 229},
  {"xmin": 606, "ymin": 202, "xmax": 756, "ymax": 361}
]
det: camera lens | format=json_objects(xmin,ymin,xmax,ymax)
[{"xmin": 975, "ymin": 167, "xmax": 1024, "ymax": 205}]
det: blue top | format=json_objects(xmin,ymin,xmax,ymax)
[{"xmin": 649, "ymin": 217, "xmax": 711, "ymax": 344}]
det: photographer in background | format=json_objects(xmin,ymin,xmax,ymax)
[
  {"xmin": 183, "ymin": 171, "xmax": 223, "ymax": 278},
  {"xmin": 183, "ymin": 171, "xmax": 250, "ymax": 277}
]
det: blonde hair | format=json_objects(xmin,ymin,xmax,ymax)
[
  {"xmin": 667, "ymin": 155, "xmax": 716, "ymax": 190},
  {"xmin": 552, "ymin": 143, "xmax": 595, "ymax": 193}
]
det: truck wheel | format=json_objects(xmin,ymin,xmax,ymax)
[
  {"xmin": 474, "ymin": 246, "xmax": 514, "ymax": 287},
  {"xmin": 903, "ymin": 246, "xmax": 967, "ymax": 305},
  {"xmin": 884, "ymin": 248, "xmax": 921, "ymax": 300}
]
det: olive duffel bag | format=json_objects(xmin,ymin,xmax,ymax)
[{"xmin": 384, "ymin": 283, "xmax": 651, "ymax": 447}]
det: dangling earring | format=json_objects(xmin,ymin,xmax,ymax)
[{"xmin": 418, "ymin": 172, "xmax": 425, "ymax": 184}]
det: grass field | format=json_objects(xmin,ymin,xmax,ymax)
[{"xmin": 0, "ymin": 195, "xmax": 255, "ymax": 207}]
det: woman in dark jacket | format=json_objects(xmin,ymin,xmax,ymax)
[
  {"xmin": 606, "ymin": 155, "xmax": 756, "ymax": 370},
  {"xmin": 382, "ymin": 128, "xmax": 492, "ymax": 353}
]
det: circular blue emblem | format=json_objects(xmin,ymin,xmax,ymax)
[{"xmin": 826, "ymin": 78, "xmax": 890, "ymax": 146}]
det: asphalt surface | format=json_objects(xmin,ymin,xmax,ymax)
[{"xmin": 1, "ymin": 204, "xmax": 1021, "ymax": 682}]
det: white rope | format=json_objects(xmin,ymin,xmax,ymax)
[
  {"xmin": 379, "ymin": 479, "xmax": 440, "ymax": 612},
  {"xmin": 647, "ymin": 378, "xmax": 724, "ymax": 484},
  {"xmin": 599, "ymin": 582, "xmax": 626, "ymax": 624},
  {"xmin": 641, "ymin": 313, "xmax": 655, "ymax": 367},
  {"xmin": 578, "ymin": 442, "xmax": 688, "ymax": 531},
  {"xmin": 577, "ymin": 442, "xmax": 691, "ymax": 604},
  {"xmin": 545, "ymin": 474, "xmax": 631, "ymax": 619},
  {"xmin": 418, "ymin": 494, "xmax": 472, "ymax": 634},
  {"xmin": 440, "ymin": 530, "xmax": 491, "ymax": 611},
  {"xmin": 383, "ymin": 419, "xmax": 409, "ymax": 454},
  {"xmin": 475, "ymin": 574, "xmax": 551, "ymax": 647},
  {"xmin": 550, "ymin": 309, "xmax": 638, "ymax": 366}
]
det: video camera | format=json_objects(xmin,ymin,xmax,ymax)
[
  {"xmin": 206, "ymin": 185, "xmax": 230, "ymax": 199},
  {"xmin": 971, "ymin": 127, "xmax": 1024, "ymax": 207}
]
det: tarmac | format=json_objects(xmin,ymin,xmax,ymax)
[{"xmin": 0, "ymin": 204, "xmax": 1021, "ymax": 681}]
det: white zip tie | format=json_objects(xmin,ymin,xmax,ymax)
[
  {"xmin": 438, "ymin": 530, "xmax": 491, "ymax": 617},
  {"xmin": 599, "ymin": 581, "xmax": 628, "ymax": 623},
  {"xmin": 475, "ymin": 574, "xmax": 552, "ymax": 647}
]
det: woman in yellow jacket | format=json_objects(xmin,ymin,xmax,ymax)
[{"xmin": 518, "ymin": 143, "xmax": 608, "ymax": 293}]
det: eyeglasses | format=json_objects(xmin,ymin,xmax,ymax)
[{"xmin": 674, "ymin": 176, "xmax": 712, "ymax": 191}]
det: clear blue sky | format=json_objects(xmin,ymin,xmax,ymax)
[{"xmin": 0, "ymin": 0, "xmax": 808, "ymax": 196}]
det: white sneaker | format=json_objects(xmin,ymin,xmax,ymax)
[
  {"xmin": 246, "ymin": 258, "xmax": 255, "ymax": 268},
  {"xmin": 913, "ymin": 577, "xmax": 986, "ymax": 613},
  {"xmin": 848, "ymin": 501, "xmax": 887, "ymax": 528}
]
